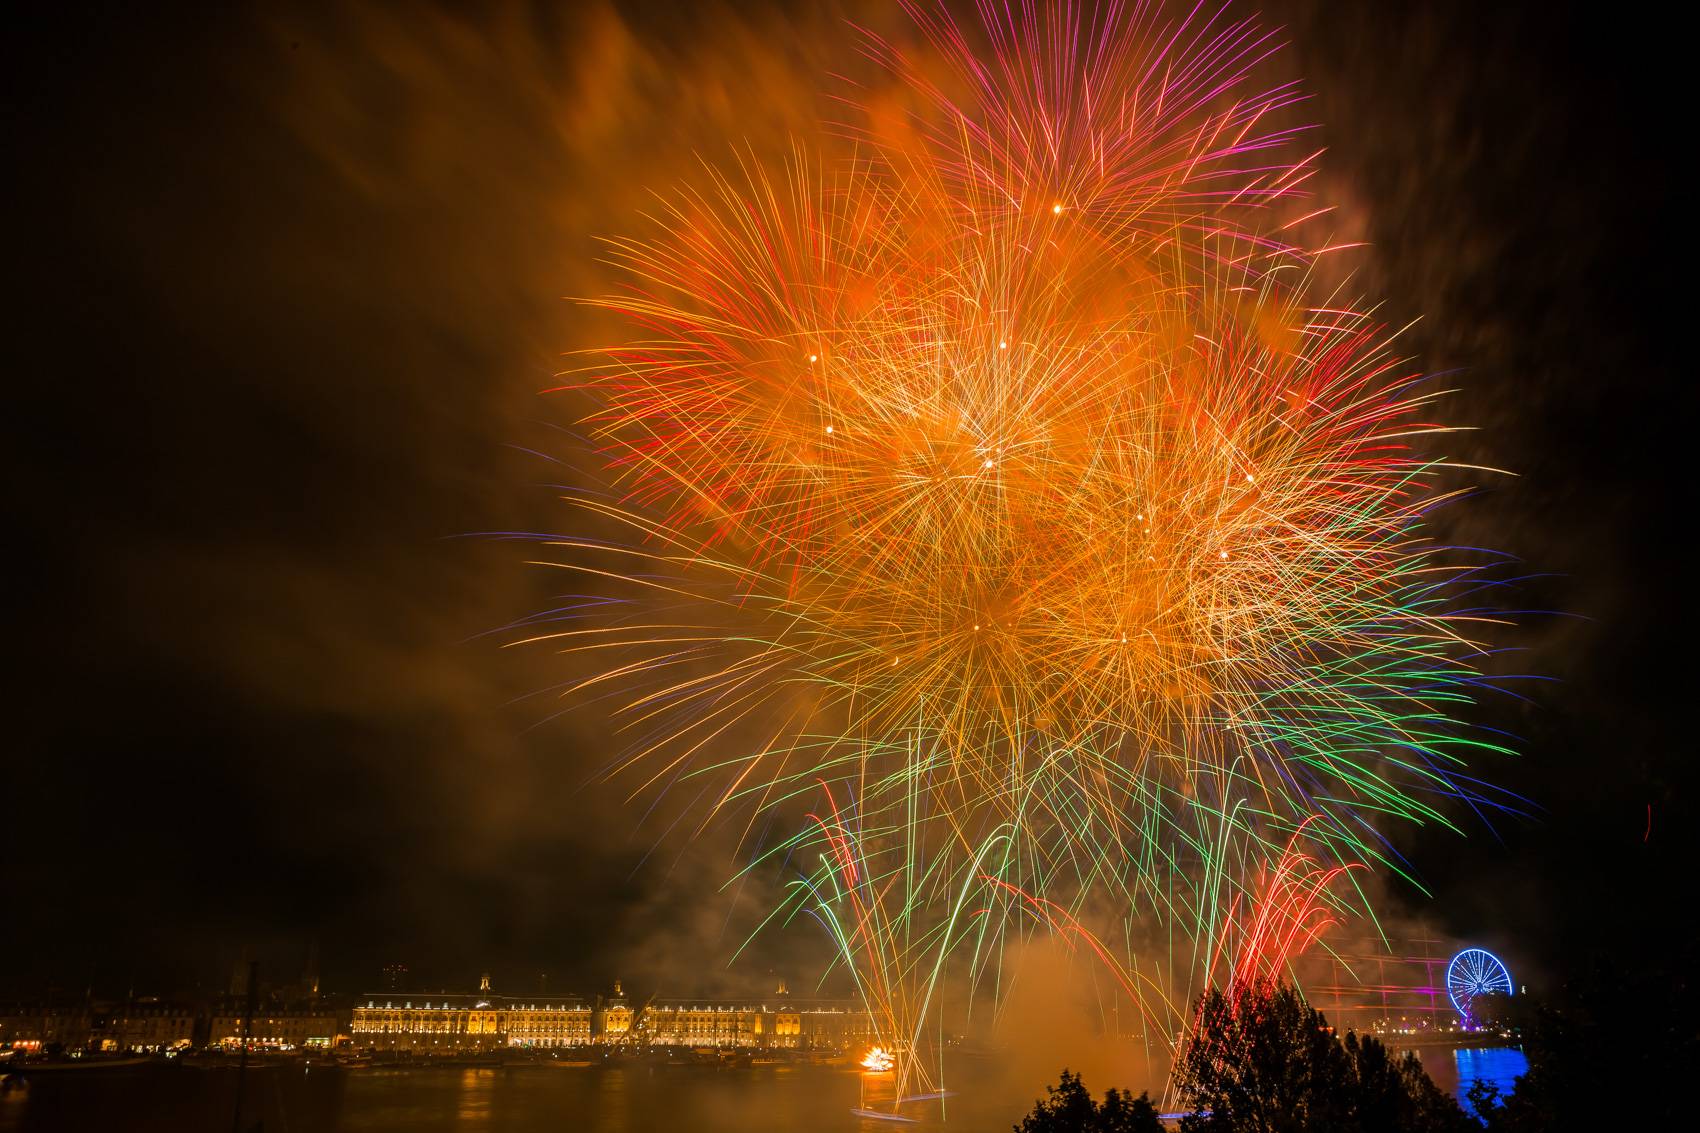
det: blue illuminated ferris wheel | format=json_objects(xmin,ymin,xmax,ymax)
[{"xmin": 1446, "ymin": 948, "xmax": 1513, "ymax": 1023}]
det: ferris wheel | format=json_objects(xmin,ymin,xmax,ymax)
[{"xmin": 1446, "ymin": 948, "xmax": 1513, "ymax": 1022}]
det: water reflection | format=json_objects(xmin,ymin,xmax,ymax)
[
  {"xmin": 0, "ymin": 1062, "xmax": 1104, "ymax": 1133},
  {"xmin": 1452, "ymin": 1046, "xmax": 1529, "ymax": 1103},
  {"xmin": 455, "ymin": 1068, "xmax": 493, "ymax": 1124},
  {"xmin": 0, "ymin": 1052, "xmax": 1546, "ymax": 1133},
  {"xmin": 596, "ymin": 1067, "xmax": 628, "ymax": 1133}
]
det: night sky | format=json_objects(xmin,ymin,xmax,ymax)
[{"xmin": 7, "ymin": 1, "xmax": 1688, "ymax": 1004}]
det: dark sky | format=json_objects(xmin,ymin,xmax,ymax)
[{"xmin": 7, "ymin": 1, "xmax": 1688, "ymax": 1003}]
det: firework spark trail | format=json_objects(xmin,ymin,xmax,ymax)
[
  {"xmin": 529, "ymin": 0, "xmax": 1521, "ymax": 1102},
  {"xmin": 1214, "ymin": 815, "xmax": 1367, "ymax": 989}
]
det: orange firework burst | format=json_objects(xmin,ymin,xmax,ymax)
[
  {"xmin": 555, "ymin": 147, "xmax": 1469, "ymax": 829},
  {"xmin": 529, "ymin": 0, "xmax": 1519, "ymax": 1096}
]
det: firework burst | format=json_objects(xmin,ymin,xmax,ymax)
[{"xmin": 527, "ymin": 0, "xmax": 1518, "ymax": 1103}]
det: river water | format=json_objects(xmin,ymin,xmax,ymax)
[
  {"xmin": 2, "ymin": 1063, "xmax": 1011, "ymax": 1133},
  {"xmin": 1424, "ymin": 1045, "xmax": 1530, "ymax": 1107},
  {"xmin": 0, "ymin": 1048, "xmax": 1527, "ymax": 1131}
]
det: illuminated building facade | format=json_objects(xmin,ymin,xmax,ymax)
[
  {"xmin": 0, "ymin": 1004, "xmax": 92, "ymax": 1053},
  {"xmin": 350, "ymin": 981, "xmax": 876, "ymax": 1053},
  {"xmin": 2, "ymin": 999, "xmax": 346, "ymax": 1054},
  {"xmin": 206, "ymin": 1006, "xmax": 341, "ymax": 1051},
  {"xmin": 92, "ymin": 1002, "xmax": 198, "ymax": 1051}
]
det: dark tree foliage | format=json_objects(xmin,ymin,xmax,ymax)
[
  {"xmin": 1097, "ymin": 1086, "xmax": 1164, "ymax": 1133},
  {"xmin": 1341, "ymin": 1031, "xmax": 1470, "ymax": 1133},
  {"xmin": 1015, "ymin": 1068, "xmax": 1163, "ymax": 1133},
  {"xmin": 1175, "ymin": 980, "xmax": 1474, "ymax": 1133},
  {"xmin": 1467, "ymin": 946, "xmax": 1698, "ymax": 1133}
]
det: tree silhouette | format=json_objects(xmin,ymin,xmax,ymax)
[
  {"xmin": 1015, "ymin": 1068, "xmax": 1162, "ymax": 1133},
  {"xmin": 1465, "ymin": 945, "xmax": 1699, "ymax": 1132},
  {"xmin": 1175, "ymin": 979, "xmax": 1473, "ymax": 1133}
]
